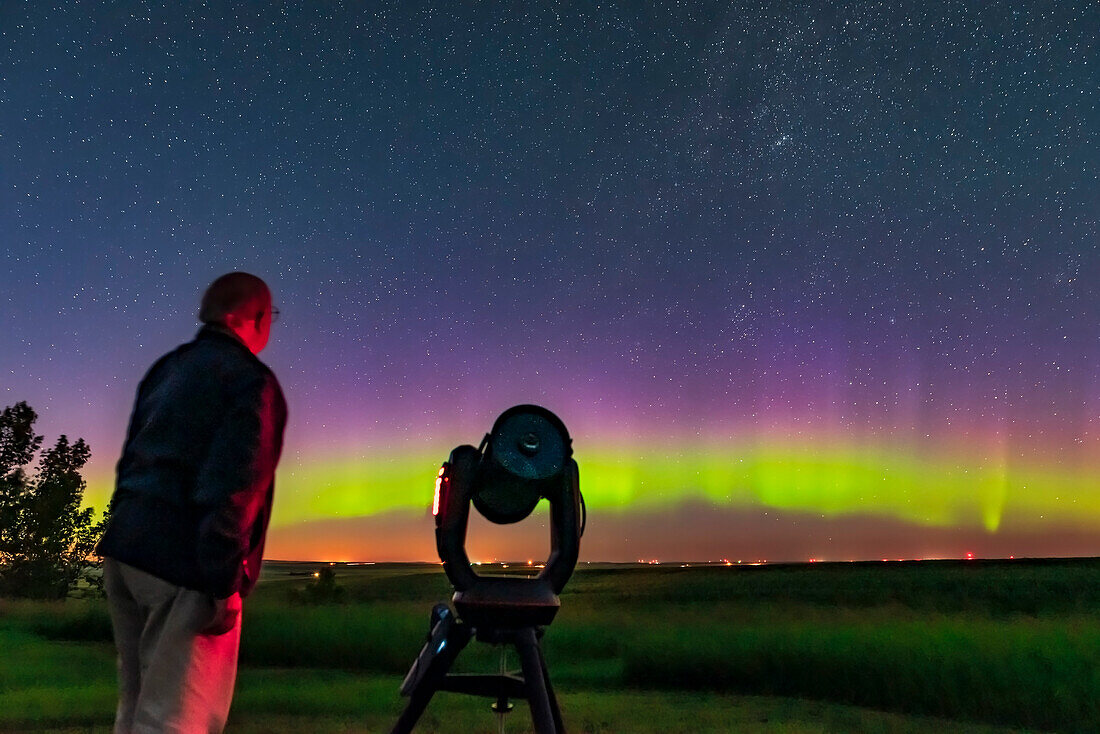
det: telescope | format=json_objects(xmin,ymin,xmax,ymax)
[{"xmin": 391, "ymin": 405, "xmax": 585, "ymax": 734}]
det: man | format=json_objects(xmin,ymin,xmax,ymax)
[{"xmin": 97, "ymin": 272, "xmax": 288, "ymax": 733}]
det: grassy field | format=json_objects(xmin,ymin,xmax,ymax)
[{"xmin": 4, "ymin": 558, "xmax": 1100, "ymax": 732}]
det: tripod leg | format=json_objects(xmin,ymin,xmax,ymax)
[
  {"xmin": 391, "ymin": 619, "xmax": 472, "ymax": 734},
  {"xmin": 391, "ymin": 679, "xmax": 439, "ymax": 734},
  {"xmin": 516, "ymin": 627, "xmax": 560, "ymax": 734},
  {"xmin": 538, "ymin": 643, "xmax": 565, "ymax": 733}
]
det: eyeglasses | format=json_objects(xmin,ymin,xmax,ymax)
[{"xmin": 270, "ymin": 307, "xmax": 281, "ymax": 324}]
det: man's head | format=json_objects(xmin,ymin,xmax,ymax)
[{"xmin": 199, "ymin": 272, "xmax": 275, "ymax": 354}]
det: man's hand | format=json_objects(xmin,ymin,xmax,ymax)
[{"xmin": 201, "ymin": 592, "xmax": 242, "ymax": 636}]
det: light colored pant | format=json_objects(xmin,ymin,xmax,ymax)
[{"xmin": 103, "ymin": 558, "xmax": 242, "ymax": 734}]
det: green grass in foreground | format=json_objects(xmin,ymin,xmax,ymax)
[
  {"xmin": 0, "ymin": 654, "xmax": 1032, "ymax": 734},
  {"xmin": 5, "ymin": 558, "xmax": 1100, "ymax": 732}
]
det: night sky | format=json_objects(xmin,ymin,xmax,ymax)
[{"xmin": 2, "ymin": 2, "xmax": 1097, "ymax": 562}]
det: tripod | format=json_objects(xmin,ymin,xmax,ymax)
[{"xmin": 391, "ymin": 604, "xmax": 565, "ymax": 734}]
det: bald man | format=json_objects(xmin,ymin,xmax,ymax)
[{"xmin": 98, "ymin": 273, "xmax": 287, "ymax": 733}]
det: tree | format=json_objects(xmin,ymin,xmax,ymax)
[
  {"xmin": 0, "ymin": 401, "xmax": 108, "ymax": 599},
  {"xmin": 288, "ymin": 565, "xmax": 346, "ymax": 604}
]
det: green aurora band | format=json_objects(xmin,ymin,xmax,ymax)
[{"xmin": 85, "ymin": 442, "xmax": 1092, "ymax": 535}]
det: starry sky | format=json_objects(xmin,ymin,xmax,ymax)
[{"xmin": 2, "ymin": 2, "xmax": 1098, "ymax": 562}]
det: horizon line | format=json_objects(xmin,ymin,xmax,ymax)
[{"xmin": 261, "ymin": 554, "xmax": 1100, "ymax": 566}]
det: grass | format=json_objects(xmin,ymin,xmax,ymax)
[
  {"xmin": 620, "ymin": 613, "xmax": 1100, "ymax": 729},
  {"xmin": 5, "ymin": 558, "xmax": 1100, "ymax": 732}
]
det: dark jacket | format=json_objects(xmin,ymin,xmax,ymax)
[{"xmin": 97, "ymin": 326, "xmax": 287, "ymax": 599}]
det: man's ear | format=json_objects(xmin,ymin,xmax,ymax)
[{"xmin": 224, "ymin": 312, "xmax": 245, "ymax": 331}]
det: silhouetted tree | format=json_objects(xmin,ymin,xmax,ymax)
[
  {"xmin": 0, "ymin": 401, "xmax": 108, "ymax": 598},
  {"xmin": 288, "ymin": 565, "xmax": 346, "ymax": 604}
]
